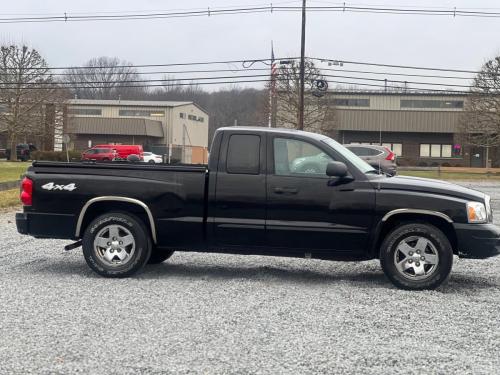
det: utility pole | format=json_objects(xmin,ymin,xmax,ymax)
[{"xmin": 298, "ymin": 0, "xmax": 306, "ymax": 130}]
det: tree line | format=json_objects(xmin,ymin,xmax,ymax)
[{"xmin": 1, "ymin": 43, "xmax": 500, "ymax": 166}]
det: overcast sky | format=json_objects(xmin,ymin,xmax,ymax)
[{"xmin": 2, "ymin": 0, "xmax": 500, "ymax": 90}]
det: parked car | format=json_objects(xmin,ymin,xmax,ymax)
[
  {"xmin": 16, "ymin": 127, "xmax": 499, "ymax": 290},
  {"xmin": 81, "ymin": 147, "xmax": 117, "ymax": 162},
  {"xmin": 95, "ymin": 144, "xmax": 143, "ymax": 160},
  {"xmin": 6, "ymin": 143, "xmax": 37, "ymax": 161},
  {"xmin": 344, "ymin": 144, "xmax": 397, "ymax": 176},
  {"xmin": 142, "ymin": 152, "xmax": 163, "ymax": 164}
]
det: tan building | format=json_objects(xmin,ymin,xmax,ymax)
[{"xmin": 65, "ymin": 99, "xmax": 209, "ymax": 163}]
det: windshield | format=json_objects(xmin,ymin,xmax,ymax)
[{"xmin": 321, "ymin": 137, "xmax": 377, "ymax": 174}]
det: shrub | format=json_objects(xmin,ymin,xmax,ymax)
[{"xmin": 31, "ymin": 151, "xmax": 82, "ymax": 162}]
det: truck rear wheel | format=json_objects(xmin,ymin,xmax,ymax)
[
  {"xmin": 82, "ymin": 212, "xmax": 152, "ymax": 278},
  {"xmin": 148, "ymin": 248, "xmax": 175, "ymax": 264},
  {"xmin": 379, "ymin": 222, "xmax": 453, "ymax": 290}
]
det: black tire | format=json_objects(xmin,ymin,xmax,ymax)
[
  {"xmin": 148, "ymin": 160, "xmax": 156, "ymax": 164},
  {"xmin": 380, "ymin": 222, "xmax": 453, "ymax": 290},
  {"xmin": 82, "ymin": 212, "xmax": 152, "ymax": 278},
  {"xmin": 148, "ymin": 248, "xmax": 175, "ymax": 264}
]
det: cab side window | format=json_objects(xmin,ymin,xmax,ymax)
[
  {"xmin": 273, "ymin": 138, "xmax": 333, "ymax": 176},
  {"xmin": 226, "ymin": 134, "xmax": 260, "ymax": 174}
]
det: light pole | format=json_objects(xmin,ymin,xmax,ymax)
[{"xmin": 298, "ymin": 0, "xmax": 306, "ymax": 130}]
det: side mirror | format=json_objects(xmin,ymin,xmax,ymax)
[{"xmin": 326, "ymin": 161, "xmax": 348, "ymax": 177}]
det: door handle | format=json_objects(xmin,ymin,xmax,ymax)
[{"xmin": 274, "ymin": 187, "xmax": 298, "ymax": 195}]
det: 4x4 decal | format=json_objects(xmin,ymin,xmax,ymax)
[{"xmin": 41, "ymin": 182, "xmax": 77, "ymax": 191}]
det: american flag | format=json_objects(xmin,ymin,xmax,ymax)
[
  {"xmin": 270, "ymin": 45, "xmax": 277, "ymax": 94},
  {"xmin": 268, "ymin": 42, "xmax": 277, "ymax": 127}
]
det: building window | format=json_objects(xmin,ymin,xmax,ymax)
[
  {"xmin": 401, "ymin": 100, "xmax": 464, "ymax": 109},
  {"xmin": 420, "ymin": 144, "xmax": 454, "ymax": 158},
  {"xmin": 333, "ymin": 98, "xmax": 370, "ymax": 107},
  {"xmin": 180, "ymin": 113, "xmax": 185, "ymax": 119},
  {"xmin": 68, "ymin": 108, "xmax": 102, "ymax": 116},
  {"xmin": 430, "ymin": 144, "xmax": 441, "ymax": 157},
  {"xmin": 119, "ymin": 109, "xmax": 164, "ymax": 117}
]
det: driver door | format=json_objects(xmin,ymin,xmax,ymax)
[{"xmin": 266, "ymin": 135, "xmax": 375, "ymax": 254}]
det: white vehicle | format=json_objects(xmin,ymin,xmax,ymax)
[{"xmin": 142, "ymin": 152, "xmax": 163, "ymax": 164}]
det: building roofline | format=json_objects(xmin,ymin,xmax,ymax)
[
  {"xmin": 173, "ymin": 101, "xmax": 210, "ymax": 115},
  {"xmin": 326, "ymin": 90, "xmax": 468, "ymax": 97},
  {"xmin": 67, "ymin": 99, "xmax": 195, "ymax": 107}
]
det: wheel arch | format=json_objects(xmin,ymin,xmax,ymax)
[
  {"xmin": 373, "ymin": 210, "xmax": 457, "ymax": 257},
  {"xmin": 75, "ymin": 196, "xmax": 157, "ymax": 244}
]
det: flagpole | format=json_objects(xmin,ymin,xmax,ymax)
[
  {"xmin": 268, "ymin": 41, "xmax": 274, "ymax": 128},
  {"xmin": 298, "ymin": 0, "xmax": 306, "ymax": 130}
]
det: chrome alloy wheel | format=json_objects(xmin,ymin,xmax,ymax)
[
  {"xmin": 393, "ymin": 235, "xmax": 439, "ymax": 280},
  {"xmin": 93, "ymin": 224, "xmax": 136, "ymax": 267}
]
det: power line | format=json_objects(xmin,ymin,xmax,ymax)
[
  {"xmin": 313, "ymin": 57, "xmax": 491, "ymax": 75},
  {"xmin": 0, "ymin": 78, "xmax": 273, "ymax": 90},
  {"xmin": 0, "ymin": 57, "xmax": 296, "ymax": 71},
  {"xmin": 0, "ymin": 73, "xmax": 275, "ymax": 86},
  {"xmin": 0, "ymin": 67, "xmax": 270, "ymax": 77},
  {"xmin": 0, "ymin": 68, "xmax": 482, "ymax": 91},
  {"xmin": 321, "ymin": 73, "xmax": 477, "ymax": 89},
  {"xmin": 0, "ymin": 62, "xmax": 482, "ymax": 82},
  {"xmin": 319, "ymin": 67, "xmax": 476, "ymax": 80},
  {"xmin": 325, "ymin": 79, "xmax": 470, "ymax": 94},
  {"xmin": 2, "ymin": 4, "xmax": 500, "ymax": 24}
]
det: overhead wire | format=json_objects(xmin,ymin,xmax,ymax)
[{"xmin": 2, "ymin": 4, "xmax": 500, "ymax": 24}]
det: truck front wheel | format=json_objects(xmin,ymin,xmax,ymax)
[
  {"xmin": 82, "ymin": 212, "xmax": 152, "ymax": 278},
  {"xmin": 380, "ymin": 222, "xmax": 453, "ymax": 290}
]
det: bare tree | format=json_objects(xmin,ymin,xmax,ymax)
[
  {"xmin": 460, "ymin": 56, "xmax": 500, "ymax": 167},
  {"xmin": 147, "ymin": 80, "xmax": 268, "ymax": 140},
  {"xmin": 63, "ymin": 56, "xmax": 145, "ymax": 100},
  {"xmin": 0, "ymin": 45, "xmax": 65, "ymax": 160},
  {"xmin": 274, "ymin": 59, "xmax": 335, "ymax": 135}
]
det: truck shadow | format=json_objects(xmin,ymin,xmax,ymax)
[
  {"xmin": 35, "ymin": 257, "xmax": 499, "ymax": 292},
  {"xmin": 145, "ymin": 262, "xmax": 390, "ymax": 287}
]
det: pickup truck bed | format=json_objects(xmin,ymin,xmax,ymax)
[{"xmin": 18, "ymin": 161, "xmax": 207, "ymax": 248}]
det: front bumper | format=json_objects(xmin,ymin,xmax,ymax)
[{"xmin": 454, "ymin": 223, "xmax": 500, "ymax": 259}]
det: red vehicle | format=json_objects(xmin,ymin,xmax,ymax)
[
  {"xmin": 96, "ymin": 144, "xmax": 144, "ymax": 160},
  {"xmin": 81, "ymin": 147, "xmax": 117, "ymax": 162}
]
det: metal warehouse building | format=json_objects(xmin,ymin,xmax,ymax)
[
  {"xmin": 65, "ymin": 99, "xmax": 209, "ymax": 164},
  {"xmin": 330, "ymin": 91, "xmax": 489, "ymax": 167},
  {"xmin": 278, "ymin": 91, "xmax": 498, "ymax": 167}
]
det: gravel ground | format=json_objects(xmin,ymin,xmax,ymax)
[{"xmin": 0, "ymin": 182, "xmax": 499, "ymax": 374}]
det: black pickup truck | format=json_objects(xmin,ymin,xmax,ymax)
[{"xmin": 16, "ymin": 127, "xmax": 500, "ymax": 290}]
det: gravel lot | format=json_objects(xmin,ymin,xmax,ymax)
[{"xmin": 0, "ymin": 181, "xmax": 499, "ymax": 374}]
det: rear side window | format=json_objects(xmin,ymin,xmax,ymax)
[
  {"xmin": 226, "ymin": 134, "xmax": 260, "ymax": 174},
  {"xmin": 366, "ymin": 148, "xmax": 383, "ymax": 156}
]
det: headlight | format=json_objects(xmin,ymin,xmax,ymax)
[{"xmin": 467, "ymin": 201, "xmax": 488, "ymax": 223}]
